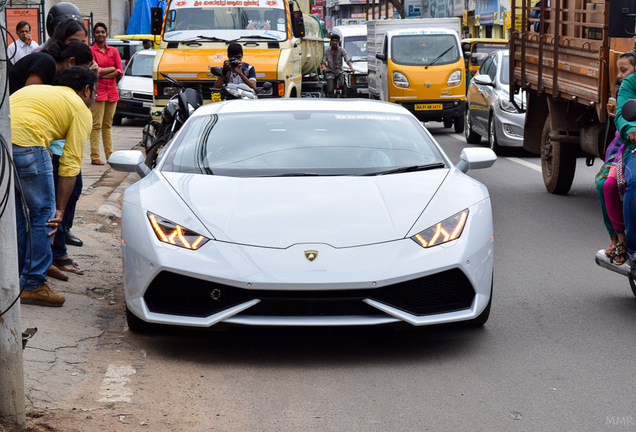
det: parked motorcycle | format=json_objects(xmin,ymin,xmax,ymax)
[
  {"xmin": 208, "ymin": 66, "xmax": 272, "ymax": 101},
  {"xmin": 142, "ymin": 72, "xmax": 203, "ymax": 168}
]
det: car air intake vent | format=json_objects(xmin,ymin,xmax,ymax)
[
  {"xmin": 167, "ymin": 42, "xmax": 179, "ymax": 49},
  {"xmin": 371, "ymin": 269, "xmax": 474, "ymax": 316},
  {"xmin": 268, "ymin": 42, "xmax": 280, "ymax": 49},
  {"xmin": 144, "ymin": 272, "xmax": 253, "ymax": 317},
  {"xmin": 143, "ymin": 269, "xmax": 475, "ymax": 318}
]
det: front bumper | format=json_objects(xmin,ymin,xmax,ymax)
[
  {"xmin": 116, "ymin": 98, "xmax": 153, "ymax": 120},
  {"xmin": 397, "ymin": 100, "xmax": 465, "ymax": 121},
  {"xmin": 121, "ymin": 199, "xmax": 493, "ymax": 328},
  {"xmin": 493, "ymin": 105, "xmax": 525, "ymax": 148}
]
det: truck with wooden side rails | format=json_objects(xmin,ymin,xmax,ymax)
[
  {"xmin": 510, "ymin": 0, "xmax": 636, "ymax": 194},
  {"xmin": 149, "ymin": 0, "xmax": 324, "ymax": 113}
]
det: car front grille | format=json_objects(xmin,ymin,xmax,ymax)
[
  {"xmin": 133, "ymin": 93, "xmax": 153, "ymax": 101},
  {"xmin": 143, "ymin": 269, "xmax": 475, "ymax": 318}
]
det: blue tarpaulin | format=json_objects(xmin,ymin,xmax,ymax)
[{"xmin": 126, "ymin": 0, "xmax": 166, "ymax": 35}]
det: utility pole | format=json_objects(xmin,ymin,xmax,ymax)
[{"xmin": 0, "ymin": 9, "xmax": 26, "ymax": 429}]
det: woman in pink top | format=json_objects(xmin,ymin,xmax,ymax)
[{"xmin": 89, "ymin": 22, "xmax": 122, "ymax": 165}]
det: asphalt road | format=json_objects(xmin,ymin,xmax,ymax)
[{"xmin": 117, "ymin": 123, "xmax": 636, "ymax": 432}]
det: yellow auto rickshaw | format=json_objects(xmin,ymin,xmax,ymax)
[{"xmin": 461, "ymin": 38, "xmax": 508, "ymax": 90}]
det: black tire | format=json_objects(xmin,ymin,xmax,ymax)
[
  {"xmin": 630, "ymin": 276, "xmax": 636, "ymax": 298},
  {"xmin": 112, "ymin": 114, "xmax": 122, "ymax": 126},
  {"xmin": 540, "ymin": 117, "xmax": 577, "ymax": 194},
  {"xmin": 126, "ymin": 306, "xmax": 157, "ymax": 333},
  {"xmin": 488, "ymin": 114, "xmax": 503, "ymax": 155},
  {"xmin": 453, "ymin": 114, "xmax": 464, "ymax": 134},
  {"xmin": 464, "ymin": 281, "xmax": 492, "ymax": 327},
  {"xmin": 465, "ymin": 108, "xmax": 481, "ymax": 144},
  {"xmin": 144, "ymin": 137, "xmax": 167, "ymax": 169},
  {"xmin": 443, "ymin": 118, "xmax": 453, "ymax": 129}
]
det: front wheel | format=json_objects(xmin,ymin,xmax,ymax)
[
  {"xmin": 443, "ymin": 118, "xmax": 453, "ymax": 129},
  {"xmin": 540, "ymin": 117, "xmax": 577, "ymax": 194},
  {"xmin": 464, "ymin": 109, "xmax": 481, "ymax": 144},
  {"xmin": 453, "ymin": 115, "xmax": 464, "ymax": 134},
  {"xmin": 630, "ymin": 276, "xmax": 636, "ymax": 298},
  {"xmin": 145, "ymin": 137, "xmax": 167, "ymax": 169},
  {"xmin": 112, "ymin": 114, "xmax": 122, "ymax": 126},
  {"xmin": 488, "ymin": 115, "xmax": 503, "ymax": 155}
]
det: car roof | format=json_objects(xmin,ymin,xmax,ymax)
[
  {"xmin": 192, "ymin": 99, "xmax": 411, "ymax": 117},
  {"xmin": 332, "ymin": 25, "xmax": 367, "ymax": 37},
  {"xmin": 461, "ymin": 38, "xmax": 508, "ymax": 44},
  {"xmin": 106, "ymin": 38, "xmax": 143, "ymax": 45},
  {"xmin": 388, "ymin": 28, "xmax": 458, "ymax": 37},
  {"xmin": 131, "ymin": 49, "xmax": 157, "ymax": 56}
]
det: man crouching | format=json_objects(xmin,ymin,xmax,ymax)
[{"xmin": 11, "ymin": 66, "xmax": 97, "ymax": 306}]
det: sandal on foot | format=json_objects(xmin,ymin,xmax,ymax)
[
  {"xmin": 606, "ymin": 237, "xmax": 619, "ymax": 257},
  {"xmin": 52, "ymin": 256, "xmax": 84, "ymax": 275},
  {"xmin": 612, "ymin": 242, "xmax": 628, "ymax": 265}
]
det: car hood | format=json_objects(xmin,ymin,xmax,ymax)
[
  {"xmin": 347, "ymin": 59, "xmax": 368, "ymax": 74},
  {"xmin": 161, "ymin": 171, "xmax": 449, "ymax": 248},
  {"xmin": 118, "ymin": 75, "xmax": 153, "ymax": 94}
]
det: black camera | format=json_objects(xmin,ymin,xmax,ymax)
[{"xmin": 229, "ymin": 57, "xmax": 241, "ymax": 68}]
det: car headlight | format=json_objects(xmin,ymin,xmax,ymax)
[
  {"xmin": 163, "ymin": 87, "xmax": 179, "ymax": 96},
  {"xmin": 147, "ymin": 212, "xmax": 210, "ymax": 250},
  {"xmin": 393, "ymin": 72, "xmax": 409, "ymax": 88},
  {"xmin": 446, "ymin": 69, "xmax": 462, "ymax": 87},
  {"xmin": 500, "ymin": 98, "xmax": 519, "ymax": 113},
  {"xmin": 119, "ymin": 90, "xmax": 132, "ymax": 99},
  {"xmin": 410, "ymin": 210, "xmax": 469, "ymax": 248},
  {"xmin": 355, "ymin": 75, "xmax": 368, "ymax": 84}
]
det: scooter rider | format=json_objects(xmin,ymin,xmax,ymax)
[
  {"xmin": 321, "ymin": 33, "xmax": 355, "ymax": 97},
  {"xmin": 213, "ymin": 42, "xmax": 257, "ymax": 91}
]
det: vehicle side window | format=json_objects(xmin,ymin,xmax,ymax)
[
  {"xmin": 479, "ymin": 57, "xmax": 493, "ymax": 77},
  {"xmin": 488, "ymin": 56, "xmax": 498, "ymax": 81}
]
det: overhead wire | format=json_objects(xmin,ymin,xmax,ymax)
[{"xmin": 0, "ymin": 0, "xmax": 34, "ymax": 316}]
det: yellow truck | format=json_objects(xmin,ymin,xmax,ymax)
[
  {"xmin": 510, "ymin": 0, "xmax": 636, "ymax": 194},
  {"xmin": 367, "ymin": 18, "xmax": 467, "ymax": 133},
  {"xmin": 149, "ymin": 0, "xmax": 324, "ymax": 110}
]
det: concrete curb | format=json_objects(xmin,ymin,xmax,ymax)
[{"xmin": 97, "ymin": 171, "xmax": 140, "ymax": 219}]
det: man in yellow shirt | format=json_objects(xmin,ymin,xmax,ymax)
[{"xmin": 11, "ymin": 66, "xmax": 97, "ymax": 306}]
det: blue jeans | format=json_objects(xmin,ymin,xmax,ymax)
[
  {"xmin": 13, "ymin": 145, "xmax": 55, "ymax": 290},
  {"xmin": 51, "ymin": 155, "xmax": 82, "ymax": 259}
]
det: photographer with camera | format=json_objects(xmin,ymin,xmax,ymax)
[{"xmin": 213, "ymin": 42, "xmax": 257, "ymax": 91}]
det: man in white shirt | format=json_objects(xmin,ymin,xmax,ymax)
[{"xmin": 7, "ymin": 21, "xmax": 39, "ymax": 65}]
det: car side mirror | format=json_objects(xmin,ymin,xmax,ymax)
[
  {"xmin": 375, "ymin": 53, "xmax": 387, "ymax": 61},
  {"xmin": 623, "ymin": 99, "xmax": 636, "ymax": 122},
  {"xmin": 108, "ymin": 150, "xmax": 151, "ymax": 178},
  {"xmin": 456, "ymin": 148, "xmax": 497, "ymax": 173},
  {"xmin": 463, "ymin": 51, "xmax": 472, "ymax": 59},
  {"xmin": 209, "ymin": 66, "xmax": 223, "ymax": 77},
  {"xmin": 473, "ymin": 74, "xmax": 493, "ymax": 86}
]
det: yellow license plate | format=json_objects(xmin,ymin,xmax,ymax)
[{"xmin": 414, "ymin": 103, "xmax": 443, "ymax": 110}]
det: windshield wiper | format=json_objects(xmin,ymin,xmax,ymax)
[
  {"xmin": 182, "ymin": 35, "xmax": 237, "ymax": 44},
  {"xmin": 239, "ymin": 34, "xmax": 281, "ymax": 41},
  {"xmin": 359, "ymin": 163, "xmax": 446, "ymax": 176},
  {"xmin": 425, "ymin": 46, "xmax": 454, "ymax": 69}
]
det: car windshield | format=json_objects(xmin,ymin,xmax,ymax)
[
  {"xmin": 125, "ymin": 53, "xmax": 154, "ymax": 78},
  {"xmin": 344, "ymin": 36, "xmax": 366, "ymax": 59},
  {"xmin": 391, "ymin": 34, "xmax": 459, "ymax": 67},
  {"xmin": 164, "ymin": 5, "xmax": 287, "ymax": 38},
  {"xmin": 470, "ymin": 42, "xmax": 507, "ymax": 66},
  {"xmin": 501, "ymin": 56, "xmax": 509, "ymax": 85},
  {"xmin": 161, "ymin": 111, "xmax": 445, "ymax": 176}
]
